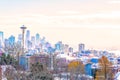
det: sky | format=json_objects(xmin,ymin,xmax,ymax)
[{"xmin": 0, "ymin": 0, "xmax": 120, "ymax": 50}]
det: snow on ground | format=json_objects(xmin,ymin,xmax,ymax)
[{"xmin": 114, "ymin": 72, "xmax": 120, "ymax": 80}]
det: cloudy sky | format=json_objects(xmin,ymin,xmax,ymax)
[{"xmin": 0, "ymin": 0, "xmax": 120, "ymax": 50}]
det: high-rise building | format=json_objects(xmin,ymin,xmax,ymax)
[
  {"xmin": 26, "ymin": 30, "xmax": 30, "ymax": 40},
  {"xmin": 64, "ymin": 44, "xmax": 69, "ymax": 53},
  {"xmin": 25, "ymin": 30, "xmax": 30, "ymax": 49},
  {"xmin": 35, "ymin": 33, "xmax": 40, "ymax": 46},
  {"xmin": 47, "ymin": 47, "xmax": 53, "ymax": 54},
  {"xmin": 55, "ymin": 41, "xmax": 63, "ymax": 51},
  {"xmin": 36, "ymin": 33, "xmax": 40, "ymax": 42},
  {"xmin": 18, "ymin": 34, "xmax": 22, "ymax": 42},
  {"xmin": 45, "ymin": 42, "xmax": 51, "ymax": 48},
  {"xmin": 55, "ymin": 43, "xmax": 60, "ymax": 51},
  {"xmin": 40, "ymin": 37, "xmax": 45, "ymax": 44},
  {"xmin": 58, "ymin": 41, "xmax": 63, "ymax": 51},
  {"xmin": 0, "ymin": 31, "xmax": 4, "ymax": 47},
  {"xmin": 78, "ymin": 43, "xmax": 85, "ymax": 52},
  {"xmin": 40, "ymin": 37, "xmax": 46, "ymax": 50},
  {"xmin": 8, "ymin": 35, "xmax": 15, "ymax": 46},
  {"xmin": 69, "ymin": 47, "xmax": 73, "ymax": 53},
  {"xmin": 4, "ymin": 39, "xmax": 9, "ymax": 47},
  {"xmin": 27, "ymin": 40, "xmax": 32, "ymax": 49},
  {"xmin": 31, "ymin": 36, "xmax": 35, "ymax": 48}
]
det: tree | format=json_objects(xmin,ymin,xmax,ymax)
[
  {"xmin": 68, "ymin": 60, "xmax": 85, "ymax": 80},
  {"xmin": 0, "ymin": 53, "xmax": 17, "ymax": 65},
  {"xmin": 28, "ymin": 62, "xmax": 53, "ymax": 80},
  {"xmin": 4, "ymin": 42, "xmax": 22, "ymax": 61},
  {"xmin": 4, "ymin": 62, "xmax": 54, "ymax": 80},
  {"xmin": 53, "ymin": 54, "xmax": 58, "ymax": 74},
  {"xmin": 95, "ymin": 56, "xmax": 114, "ymax": 80},
  {"xmin": 0, "ymin": 66, "xmax": 2, "ymax": 80},
  {"xmin": 4, "ymin": 66, "xmax": 27, "ymax": 80}
]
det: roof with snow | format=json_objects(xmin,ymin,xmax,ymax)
[{"xmin": 56, "ymin": 53, "xmax": 76, "ymax": 61}]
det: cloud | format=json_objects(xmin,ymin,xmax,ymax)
[
  {"xmin": 1, "ymin": 10, "xmax": 120, "ymax": 29},
  {"xmin": 58, "ymin": 11, "xmax": 120, "ymax": 19},
  {"xmin": 57, "ymin": 10, "xmax": 80, "ymax": 15},
  {"xmin": 108, "ymin": 0, "xmax": 120, "ymax": 4}
]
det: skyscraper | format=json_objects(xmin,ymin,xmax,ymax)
[
  {"xmin": 8, "ymin": 35, "xmax": 15, "ymax": 46},
  {"xmin": 64, "ymin": 44, "xmax": 69, "ymax": 53},
  {"xmin": 31, "ymin": 36, "xmax": 35, "ymax": 48},
  {"xmin": 4, "ymin": 39, "xmax": 9, "ymax": 47},
  {"xmin": 26, "ymin": 30, "xmax": 30, "ymax": 41},
  {"xmin": 78, "ymin": 43, "xmax": 85, "ymax": 52},
  {"xmin": 55, "ymin": 41, "xmax": 62, "ymax": 51},
  {"xmin": 36, "ymin": 33, "xmax": 40, "ymax": 41},
  {"xmin": 25, "ymin": 30, "xmax": 30, "ymax": 49},
  {"xmin": 40, "ymin": 37, "xmax": 46, "ymax": 50},
  {"xmin": 55, "ymin": 43, "xmax": 60, "ymax": 51},
  {"xmin": 40, "ymin": 37, "xmax": 45, "ymax": 44},
  {"xmin": 17, "ymin": 34, "xmax": 22, "ymax": 45},
  {"xmin": 45, "ymin": 42, "xmax": 51, "ymax": 48},
  {"xmin": 18, "ymin": 34, "xmax": 22, "ymax": 41},
  {"xmin": 0, "ymin": 31, "xmax": 4, "ymax": 47},
  {"xmin": 69, "ymin": 47, "xmax": 73, "ymax": 53},
  {"xmin": 35, "ymin": 33, "xmax": 40, "ymax": 45}
]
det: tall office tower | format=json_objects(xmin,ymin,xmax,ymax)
[
  {"xmin": 0, "ymin": 31, "xmax": 4, "ymax": 47},
  {"xmin": 45, "ymin": 42, "xmax": 51, "ymax": 48},
  {"xmin": 35, "ymin": 33, "xmax": 40, "ymax": 45},
  {"xmin": 27, "ymin": 40, "xmax": 32, "ymax": 49},
  {"xmin": 60, "ymin": 42, "xmax": 64, "ymax": 52},
  {"xmin": 69, "ymin": 47, "xmax": 73, "ymax": 53},
  {"xmin": 4, "ymin": 39, "xmax": 9, "ymax": 54},
  {"xmin": 4, "ymin": 39, "xmax": 9, "ymax": 47},
  {"xmin": 8, "ymin": 35, "xmax": 15, "ymax": 46},
  {"xmin": 55, "ymin": 41, "xmax": 63, "ymax": 52},
  {"xmin": 64, "ymin": 44, "xmax": 69, "ymax": 53},
  {"xmin": 46, "ymin": 42, "xmax": 52, "ymax": 53},
  {"xmin": 18, "ymin": 34, "xmax": 22, "ymax": 44},
  {"xmin": 40, "ymin": 37, "xmax": 46, "ymax": 50},
  {"xmin": 40, "ymin": 37, "xmax": 45, "ymax": 44},
  {"xmin": 25, "ymin": 30, "xmax": 30, "ymax": 49},
  {"xmin": 31, "ymin": 36, "xmax": 35, "ymax": 49},
  {"xmin": 26, "ymin": 30, "xmax": 30, "ymax": 40},
  {"xmin": 58, "ymin": 41, "xmax": 62, "ymax": 50},
  {"xmin": 55, "ymin": 42, "xmax": 60, "ymax": 51},
  {"xmin": 78, "ymin": 43, "xmax": 85, "ymax": 52}
]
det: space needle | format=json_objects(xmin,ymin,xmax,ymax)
[{"xmin": 20, "ymin": 25, "xmax": 27, "ymax": 55}]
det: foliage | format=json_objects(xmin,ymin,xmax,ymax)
[
  {"xmin": 4, "ymin": 62, "xmax": 53, "ymax": 80},
  {"xmin": 4, "ymin": 66, "xmax": 27, "ymax": 80},
  {"xmin": 68, "ymin": 60, "xmax": 85, "ymax": 80},
  {"xmin": 95, "ymin": 56, "xmax": 114, "ymax": 80},
  {"xmin": 68, "ymin": 60, "xmax": 84, "ymax": 73},
  {"xmin": 0, "ymin": 53, "xmax": 18, "ymax": 65},
  {"xmin": 0, "ymin": 67, "xmax": 2, "ymax": 80},
  {"xmin": 4, "ymin": 42, "xmax": 21, "ymax": 56},
  {"xmin": 28, "ymin": 62, "xmax": 53, "ymax": 80}
]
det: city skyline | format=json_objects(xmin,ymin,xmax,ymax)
[
  {"xmin": 1, "ymin": 28, "xmax": 120, "ymax": 51},
  {"xmin": 0, "ymin": 0, "xmax": 120, "ymax": 50}
]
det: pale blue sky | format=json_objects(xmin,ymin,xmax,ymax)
[{"xmin": 0, "ymin": 0, "xmax": 120, "ymax": 50}]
